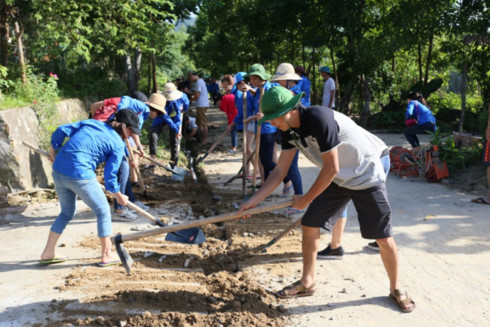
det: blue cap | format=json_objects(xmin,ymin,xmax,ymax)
[
  {"xmin": 319, "ymin": 66, "xmax": 331, "ymax": 74},
  {"xmin": 234, "ymin": 72, "xmax": 247, "ymax": 86}
]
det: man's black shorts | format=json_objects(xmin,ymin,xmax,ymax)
[{"xmin": 301, "ymin": 182, "xmax": 393, "ymax": 239}]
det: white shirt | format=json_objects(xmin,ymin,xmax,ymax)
[
  {"xmin": 191, "ymin": 78, "xmax": 209, "ymax": 107},
  {"xmin": 322, "ymin": 77, "xmax": 335, "ymax": 108}
]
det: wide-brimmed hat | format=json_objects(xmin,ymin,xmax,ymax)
[
  {"xmin": 162, "ymin": 82, "xmax": 184, "ymax": 101},
  {"xmin": 271, "ymin": 63, "xmax": 302, "ymax": 81},
  {"xmin": 245, "ymin": 64, "xmax": 271, "ymax": 80},
  {"xmin": 259, "ymin": 86, "xmax": 303, "ymax": 124},
  {"xmin": 319, "ymin": 66, "xmax": 331, "ymax": 74},
  {"xmin": 115, "ymin": 109, "xmax": 141, "ymax": 136},
  {"xmin": 146, "ymin": 93, "xmax": 167, "ymax": 114}
]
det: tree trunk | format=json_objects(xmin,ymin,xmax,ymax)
[
  {"xmin": 14, "ymin": 21, "xmax": 26, "ymax": 85},
  {"xmin": 151, "ymin": 52, "xmax": 157, "ymax": 93},
  {"xmin": 339, "ymin": 78, "xmax": 355, "ymax": 115},
  {"xmin": 424, "ymin": 32, "xmax": 434, "ymax": 84},
  {"xmin": 360, "ymin": 74, "xmax": 371, "ymax": 127},
  {"xmin": 311, "ymin": 47, "xmax": 317, "ymax": 104},
  {"xmin": 147, "ymin": 53, "xmax": 151, "ymax": 95},
  {"xmin": 458, "ymin": 61, "xmax": 467, "ymax": 133},
  {"xmin": 134, "ymin": 48, "xmax": 141, "ymax": 91},
  {"xmin": 417, "ymin": 43, "xmax": 423, "ymax": 83},
  {"xmin": 0, "ymin": 12, "xmax": 9, "ymax": 66},
  {"xmin": 125, "ymin": 53, "xmax": 136, "ymax": 94}
]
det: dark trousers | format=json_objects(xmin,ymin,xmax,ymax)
[
  {"xmin": 150, "ymin": 123, "xmax": 180, "ymax": 165},
  {"xmin": 114, "ymin": 157, "xmax": 137, "ymax": 210},
  {"xmin": 404, "ymin": 122, "xmax": 436, "ymax": 148},
  {"xmin": 259, "ymin": 133, "xmax": 303, "ymax": 194}
]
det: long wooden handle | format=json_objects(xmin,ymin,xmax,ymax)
[
  {"xmin": 119, "ymin": 200, "xmax": 294, "ymax": 243},
  {"xmin": 207, "ymin": 128, "xmax": 229, "ymax": 155},
  {"xmin": 255, "ymin": 218, "xmax": 302, "ymax": 253},
  {"xmin": 253, "ymin": 87, "xmax": 265, "ymax": 187},
  {"xmin": 125, "ymin": 139, "xmax": 145, "ymax": 190},
  {"xmin": 242, "ymin": 92, "xmax": 248, "ymax": 195},
  {"xmin": 21, "ymin": 141, "xmax": 49, "ymax": 157},
  {"xmin": 21, "ymin": 141, "xmax": 159, "ymax": 225}
]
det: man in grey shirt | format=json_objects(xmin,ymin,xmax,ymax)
[
  {"xmin": 239, "ymin": 86, "xmax": 415, "ymax": 313},
  {"xmin": 188, "ymin": 70, "xmax": 210, "ymax": 145}
]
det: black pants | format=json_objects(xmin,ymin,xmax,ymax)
[{"xmin": 150, "ymin": 123, "xmax": 180, "ymax": 165}]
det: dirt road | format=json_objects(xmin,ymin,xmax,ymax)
[{"xmin": 0, "ymin": 107, "xmax": 489, "ymax": 326}]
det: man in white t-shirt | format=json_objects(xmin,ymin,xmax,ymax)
[
  {"xmin": 320, "ymin": 66, "xmax": 335, "ymax": 108},
  {"xmin": 188, "ymin": 70, "xmax": 210, "ymax": 145}
]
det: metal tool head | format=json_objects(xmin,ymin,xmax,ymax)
[
  {"xmin": 165, "ymin": 227, "xmax": 206, "ymax": 244},
  {"xmin": 114, "ymin": 234, "xmax": 134, "ymax": 275}
]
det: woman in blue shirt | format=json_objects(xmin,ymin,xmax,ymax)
[
  {"xmin": 40, "ymin": 109, "xmax": 140, "ymax": 267},
  {"xmin": 404, "ymin": 92, "xmax": 437, "ymax": 148}
]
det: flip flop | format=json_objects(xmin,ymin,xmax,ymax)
[
  {"xmin": 39, "ymin": 256, "xmax": 68, "ymax": 264},
  {"xmin": 98, "ymin": 260, "xmax": 121, "ymax": 267},
  {"xmin": 389, "ymin": 289, "xmax": 416, "ymax": 313},
  {"xmin": 275, "ymin": 280, "xmax": 316, "ymax": 299},
  {"xmin": 471, "ymin": 197, "xmax": 490, "ymax": 205},
  {"xmin": 281, "ymin": 184, "xmax": 294, "ymax": 197}
]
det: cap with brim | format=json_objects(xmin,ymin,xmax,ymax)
[
  {"xmin": 258, "ymin": 86, "xmax": 304, "ymax": 124},
  {"xmin": 145, "ymin": 93, "xmax": 167, "ymax": 115},
  {"xmin": 244, "ymin": 64, "xmax": 271, "ymax": 80},
  {"xmin": 270, "ymin": 63, "xmax": 302, "ymax": 81},
  {"xmin": 115, "ymin": 109, "xmax": 141, "ymax": 136},
  {"xmin": 162, "ymin": 83, "xmax": 184, "ymax": 101},
  {"xmin": 234, "ymin": 72, "xmax": 247, "ymax": 86}
]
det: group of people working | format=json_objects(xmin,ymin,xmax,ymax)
[{"xmin": 40, "ymin": 63, "xmax": 420, "ymax": 313}]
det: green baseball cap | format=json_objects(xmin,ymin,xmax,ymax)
[
  {"xmin": 245, "ymin": 63, "xmax": 271, "ymax": 81},
  {"xmin": 259, "ymin": 86, "xmax": 304, "ymax": 124}
]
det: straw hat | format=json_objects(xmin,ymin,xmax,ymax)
[
  {"xmin": 146, "ymin": 93, "xmax": 167, "ymax": 115},
  {"xmin": 162, "ymin": 82, "xmax": 184, "ymax": 101},
  {"xmin": 270, "ymin": 63, "xmax": 302, "ymax": 81}
]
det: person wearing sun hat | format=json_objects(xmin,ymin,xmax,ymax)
[
  {"xmin": 270, "ymin": 63, "xmax": 304, "ymax": 205},
  {"xmin": 238, "ymin": 86, "xmax": 415, "ymax": 313},
  {"xmin": 319, "ymin": 66, "xmax": 335, "ymax": 108},
  {"xmin": 148, "ymin": 83, "xmax": 189, "ymax": 169},
  {"xmin": 242, "ymin": 63, "xmax": 280, "ymax": 183}
]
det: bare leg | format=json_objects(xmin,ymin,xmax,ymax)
[
  {"xmin": 201, "ymin": 124, "xmax": 208, "ymax": 145},
  {"xmin": 100, "ymin": 236, "xmax": 116, "ymax": 263},
  {"xmin": 377, "ymin": 237, "xmax": 414, "ymax": 310},
  {"xmin": 300, "ymin": 226, "xmax": 320, "ymax": 288},
  {"xmin": 41, "ymin": 231, "xmax": 62, "ymax": 260},
  {"xmin": 330, "ymin": 217, "xmax": 347, "ymax": 249}
]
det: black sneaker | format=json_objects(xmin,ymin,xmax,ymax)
[
  {"xmin": 317, "ymin": 244, "xmax": 344, "ymax": 260},
  {"xmin": 367, "ymin": 241, "xmax": 380, "ymax": 251}
]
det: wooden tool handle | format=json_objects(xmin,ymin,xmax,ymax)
[
  {"xmin": 22, "ymin": 141, "xmax": 49, "ymax": 157},
  {"xmin": 125, "ymin": 139, "xmax": 145, "ymax": 190},
  {"xmin": 120, "ymin": 199, "xmax": 294, "ymax": 243},
  {"xmin": 207, "ymin": 128, "xmax": 229, "ymax": 155},
  {"xmin": 255, "ymin": 218, "xmax": 302, "ymax": 253}
]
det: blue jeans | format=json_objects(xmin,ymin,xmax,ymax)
[
  {"xmin": 51, "ymin": 170, "xmax": 112, "ymax": 238},
  {"xmin": 404, "ymin": 122, "xmax": 436, "ymax": 148},
  {"xmin": 284, "ymin": 150, "xmax": 303, "ymax": 194},
  {"xmin": 230, "ymin": 124, "xmax": 237, "ymax": 148},
  {"xmin": 339, "ymin": 154, "xmax": 391, "ymax": 218},
  {"xmin": 114, "ymin": 157, "xmax": 136, "ymax": 211}
]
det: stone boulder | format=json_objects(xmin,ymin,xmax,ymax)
[{"xmin": 0, "ymin": 99, "xmax": 89, "ymax": 192}]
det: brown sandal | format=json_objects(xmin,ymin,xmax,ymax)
[
  {"xmin": 276, "ymin": 280, "xmax": 316, "ymax": 299},
  {"xmin": 389, "ymin": 289, "xmax": 416, "ymax": 313}
]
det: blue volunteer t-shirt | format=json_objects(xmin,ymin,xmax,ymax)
[
  {"xmin": 151, "ymin": 94, "xmax": 190, "ymax": 133},
  {"xmin": 51, "ymin": 119, "xmax": 125, "ymax": 193},
  {"xmin": 247, "ymin": 81, "xmax": 278, "ymax": 134},
  {"xmin": 232, "ymin": 88, "xmax": 244, "ymax": 130},
  {"xmin": 405, "ymin": 100, "xmax": 436, "ymax": 125},
  {"xmin": 117, "ymin": 96, "xmax": 150, "ymax": 129}
]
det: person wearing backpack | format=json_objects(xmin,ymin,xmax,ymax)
[{"xmin": 404, "ymin": 92, "xmax": 437, "ymax": 148}]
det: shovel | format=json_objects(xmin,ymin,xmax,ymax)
[
  {"xmin": 142, "ymin": 154, "xmax": 187, "ymax": 176},
  {"xmin": 20, "ymin": 141, "xmax": 202, "ymax": 243},
  {"xmin": 113, "ymin": 199, "xmax": 293, "ymax": 274},
  {"xmin": 194, "ymin": 128, "xmax": 229, "ymax": 166}
]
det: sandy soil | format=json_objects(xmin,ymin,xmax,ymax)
[{"xmin": 1, "ymin": 107, "xmax": 489, "ymax": 326}]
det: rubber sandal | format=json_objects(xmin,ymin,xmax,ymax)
[
  {"xmin": 275, "ymin": 280, "xmax": 316, "ymax": 299},
  {"xmin": 281, "ymin": 184, "xmax": 293, "ymax": 196},
  {"xmin": 471, "ymin": 197, "xmax": 490, "ymax": 205},
  {"xmin": 389, "ymin": 289, "xmax": 416, "ymax": 313},
  {"xmin": 98, "ymin": 260, "xmax": 121, "ymax": 267},
  {"xmin": 39, "ymin": 256, "xmax": 68, "ymax": 264}
]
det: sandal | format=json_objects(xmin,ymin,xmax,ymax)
[
  {"xmin": 389, "ymin": 289, "xmax": 416, "ymax": 313},
  {"xmin": 275, "ymin": 280, "xmax": 316, "ymax": 299},
  {"xmin": 471, "ymin": 197, "xmax": 490, "ymax": 205}
]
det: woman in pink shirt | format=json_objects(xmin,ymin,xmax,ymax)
[{"xmin": 220, "ymin": 74, "xmax": 238, "ymax": 152}]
